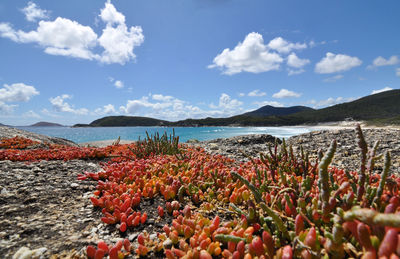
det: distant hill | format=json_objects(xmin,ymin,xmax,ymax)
[
  {"xmin": 74, "ymin": 89, "xmax": 400, "ymax": 127},
  {"xmin": 242, "ymin": 105, "xmax": 314, "ymax": 117},
  {"xmin": 30, "ymin": 121, "xmax": 64, "ymax": 127},
  {"xmin": 74, "ymin": 116, "xmax": 169, "ymax": 127},
  {"xmin": 284, "ymin": 89, "xmax": 400, "ymax": 124}
]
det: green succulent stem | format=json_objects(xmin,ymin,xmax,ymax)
[
  {"xmin": 372, "ymin": 151, "xmax": 391, "ymax": 208},
  {"xmin": 231, "ymin": 171, "xmax": 262, "ymax": 203},
  {"xmin": 215, "ymin": 234, "xmax": 246, "ymax": 243},
  {"xmin": 343, "ymin": 207, "xmax": 400, "ymax": 228},
  {"xmin": 260, "ymin": 202, "xmax": 290, "ymax": 240},
  {"xmin": 355, "ymin": 124, "xmax": 368, "ymax": 200},
  {"xmin": 318, "ymin": 139, "xmax": 336, "ymax": 215}
]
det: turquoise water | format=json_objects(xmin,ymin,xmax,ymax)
[{"xmin": 16, "ymin": 126, "xmax": 320, "ymax": 144}]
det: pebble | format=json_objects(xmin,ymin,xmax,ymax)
[
  {"xmin": 191, "ymin": 128, "xmax": 400, "ymax": 173},
  {"xmin": 128, "ymin": 233, "xmax": 138, "ymax": 241}
]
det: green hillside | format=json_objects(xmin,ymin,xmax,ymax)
[
  {"xmin": 243, "ymin": 105, "xmax": 314, "ymax": 117},
  {"xmin": 74, "ymin": 116, "xmax": 168, "ymax": 127},
  {"xmin": 74, "ymin": 89, "xmax": 400, "ymax": 127}
]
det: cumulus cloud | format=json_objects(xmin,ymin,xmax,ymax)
[
  {"xmin": 268, "ymin": 37, "xmax": 307, "ymax": 54},
  {"xmin": 0, "ymin": 83, "xmax": 39, "ymax": 103},
  {"xmin": 371, "ymin": 87, "xmax": 393, "ymax": 95},
  {"xmin": 208, "ymin": 32, "xmax": 283, "ymax": 75},
  {"xmin": 99, "ymin": 1, "xmax": 125, "ymax": 25},
  {"xmin": 22, "ymin": 18, "xmax": 97, "ymax": 60},
  {"xmin": 21, "ymin": 1, "xmax": 50, "ymax": 22},
  {"xmin": 323, "ymin": 74, "xmax": 344, "ymax": 83},
  {"xmin": 288, "ymin": 69, "xmax": 305, "ymax": 76},
  {"xmin": 248, "ymin": 90, "xmax": 266, "ymax": 97},
  {"xmin": 272, "ymin": 89, "xmax": 301, "ymax": 99},
  {"xmin": 0, "ymin": 102, "xmax": 17, "ymax": 114},
  {"xmin": 120, "ymin": 93, "xmax": 244, "ymax": 120},
  {"xmin": 368, "ymin": 56, "xmax": 399, "ymax": 69},
  {"xmin": 0, "ymin": 83, "xmax": 39, "ymax": 115},
  {"xmin": 214, "ymin": 93, "xmax": 243, "ymax": 111},
  {"xmin": 49, "ymin": 94, "xmax": 89, "ymax": 115},
  {"xmin": 95, "ymin": 104, "xmax": 117, "ymax": 115},
  {"xmin": 114, "ymin": 80, "xmax": 124, "ymax": 89},
  {"xmin": 309, "ymin": 96, "xmax": 356, "ymax": 108},
  {"xmin": 315, "ymin": 53, "xmax": 362, "ymax": 74},
  {"xmin": 286, "ymin": 53, "xmax": 310, "ymax": 75},
  {"xmin": 253, "ymin": 100, "xmax": 284, "ymax": 108},
  {"xmin": 97, "ymin": 1, "xmax": 144, "ymax": 64},
  {"xmin": 23, "ymin": 110, "xmax": 41, "ymax": 118},
  {"xmin": 109, "ymin": 77, "xmax": 124, "ymax": 89},
  {"xmin": 397, "ymin": 68, "xmax": 400, "ymax": 77},
  {"xmin": 0, "ymin": 1, "xmax": 144, "ymax": 65},
  {"xmin": 287, "ymin": 53, "xmax": 310, "ymax": 68}
]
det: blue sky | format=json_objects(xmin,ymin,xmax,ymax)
[{"xmin": 0, "ymin": 0, "xmax": 399, "ymax": 125}]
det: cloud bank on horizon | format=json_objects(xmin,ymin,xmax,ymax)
[{"xmin": 0, "ymin": 0, "xmax": 399, "ymax": 125}]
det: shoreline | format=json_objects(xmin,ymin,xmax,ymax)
[
  {"xmin": 78, "ymin": 121, "xmax": 400, "ymax": 147},
  {"xmin": 9, "ymin": 121, "xmax": 400, "ymax": 146}
]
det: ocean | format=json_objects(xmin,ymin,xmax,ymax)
[{"xmin": 16, "ymin": 126, "xmax": 323, "ymax": 144}]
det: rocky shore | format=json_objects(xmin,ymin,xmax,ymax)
[
  {"xmin": 193, "ymin": 128, "xmax": 400, "ymax": 173},
  {"xmin": 0, "ymin": 126, "xmax": 77, "ymax": 147},
  {"xmin": 1, "ymin": 126, "xmax": 399, "ymax": 257}
]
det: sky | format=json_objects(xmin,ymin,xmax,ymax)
[{"xmin": 0, "ymin": 0, "xmax": 399, "ymax": 126}]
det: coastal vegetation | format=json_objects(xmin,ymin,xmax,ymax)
[
  {"xmin": 73, "ymin": 89, "xmax": 400, "ymax": 127},
  {"xmin": 1, "ymin": 126, "xmax": 400, "ymax": 258}
]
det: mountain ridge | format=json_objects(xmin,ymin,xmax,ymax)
[{"xmin": 73, "ymin": 89, "xmax": 400, "ymax": 127}]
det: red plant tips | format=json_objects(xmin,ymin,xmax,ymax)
[{"xmin": 3, "ymin": 127, "xmax": 400, "ymax": 258}]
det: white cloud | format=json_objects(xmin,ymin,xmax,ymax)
[
  {"xmin": 309, "ymin": 96, "xmax": 356, "ymax": 108},
  {"xmin": 288, "ymin": 69, "xmax": 305, "ymax": 76},
  {"xmin": 114, "ymin": 80, "xmax": 124, "ymax": 89},
  {"xmin": 323, "ymin": 74, "xmax": 344, "ymax": 83},
  {"xmin": 97, "ymin": 1, "xmax": 144, "ymax": 65},
  {"xmin": 368, "ymin": 56, "xmax": 399, "ymax": 69},
  {"xmin": 1, "ymin": 18, "xmax": 99, "ymax": 60},
  {"xmin": 371, "ymin": 87, "xmax": 393, "ymax": 95},
  {"xmin": 0, "ymin": 102, "xmax": 17, "ymax": 115},
  {"xmin": 0, "ymin": 23, "xmax": 19, "ymax": 42},
  {"xmin": 315, "ymin": 53, "xmax": 362, "ymax": 74},
  {"xmin": 215, "ymin": 93, "xmax": 243, "ymax": 111},
  {"xmin": 268, "ymin": 37, "xmax": 307, "ymax": 54},
  {"xmin": 0, "ymin": 83, "xmax": 39, "ymax": 103},
  {"xmin": 120, "ymin": 93, "xmax": 244, "ymax": 120},
  {"xmin": 238, "ymin": 93, "xmax": 245, "ymax": 97},
  {"xmin": 41, "ymin": 108, "xmax": 59, "ymax": 118},
  {"xmin": 253, "ymin": 100, "xmax": 284, "ymax": 108},
  {"xmin": 49, "ymin": 94, "xmax": 89, "ymax": 115},
  {"xmin": 21, "ymin": 1, "xmax": 49, "ymax": 22},
  {"xmin": 286, "ymin": 53, "xmax": 310, "ymax": 75},
  {"xmin": 99, "ymin": 1, "xmax": 125, "ymax": 25},
  {"xmin": 397, "ymin": 68, "xmax": 400, "ymax": 77},
  {"xmin": 23, "ymin": 110, "xmax": 41, "ymax": 118},
  {"xmin": 119, "ymin": 96, "xmax": 175, "ymax": 115},
  {"xmin": 248, "ymin": 90, "xmax": 266, "ymax": 97},
  {"xmin": 95, "ymin": 104, "xmax": 117, "ymax": 115},
  {"xmin": 152, "ymin": 94, "xmax": 174, "ymax": 101},
  {"xmin": 0, "ymin": 1, "xmax": 144, "ymax": 65},
  {"xmin": 208, "ymin": 32, "xmax": 283, "ymax": 75},
  {"xmin": 0, "ymin": 82, "xmax": 37, "ymax": 115},
  {"xmin": 287, "ymin": 53, "xmax": 310, "ymax": 68},
  {"xmin": 272, "ymin": 89, "xmax": 301, "ymax": 98}
]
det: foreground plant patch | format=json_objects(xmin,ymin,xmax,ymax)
[{"xmin": 1, "ymin": 126, "xmax": 400, "ymax": 259}]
